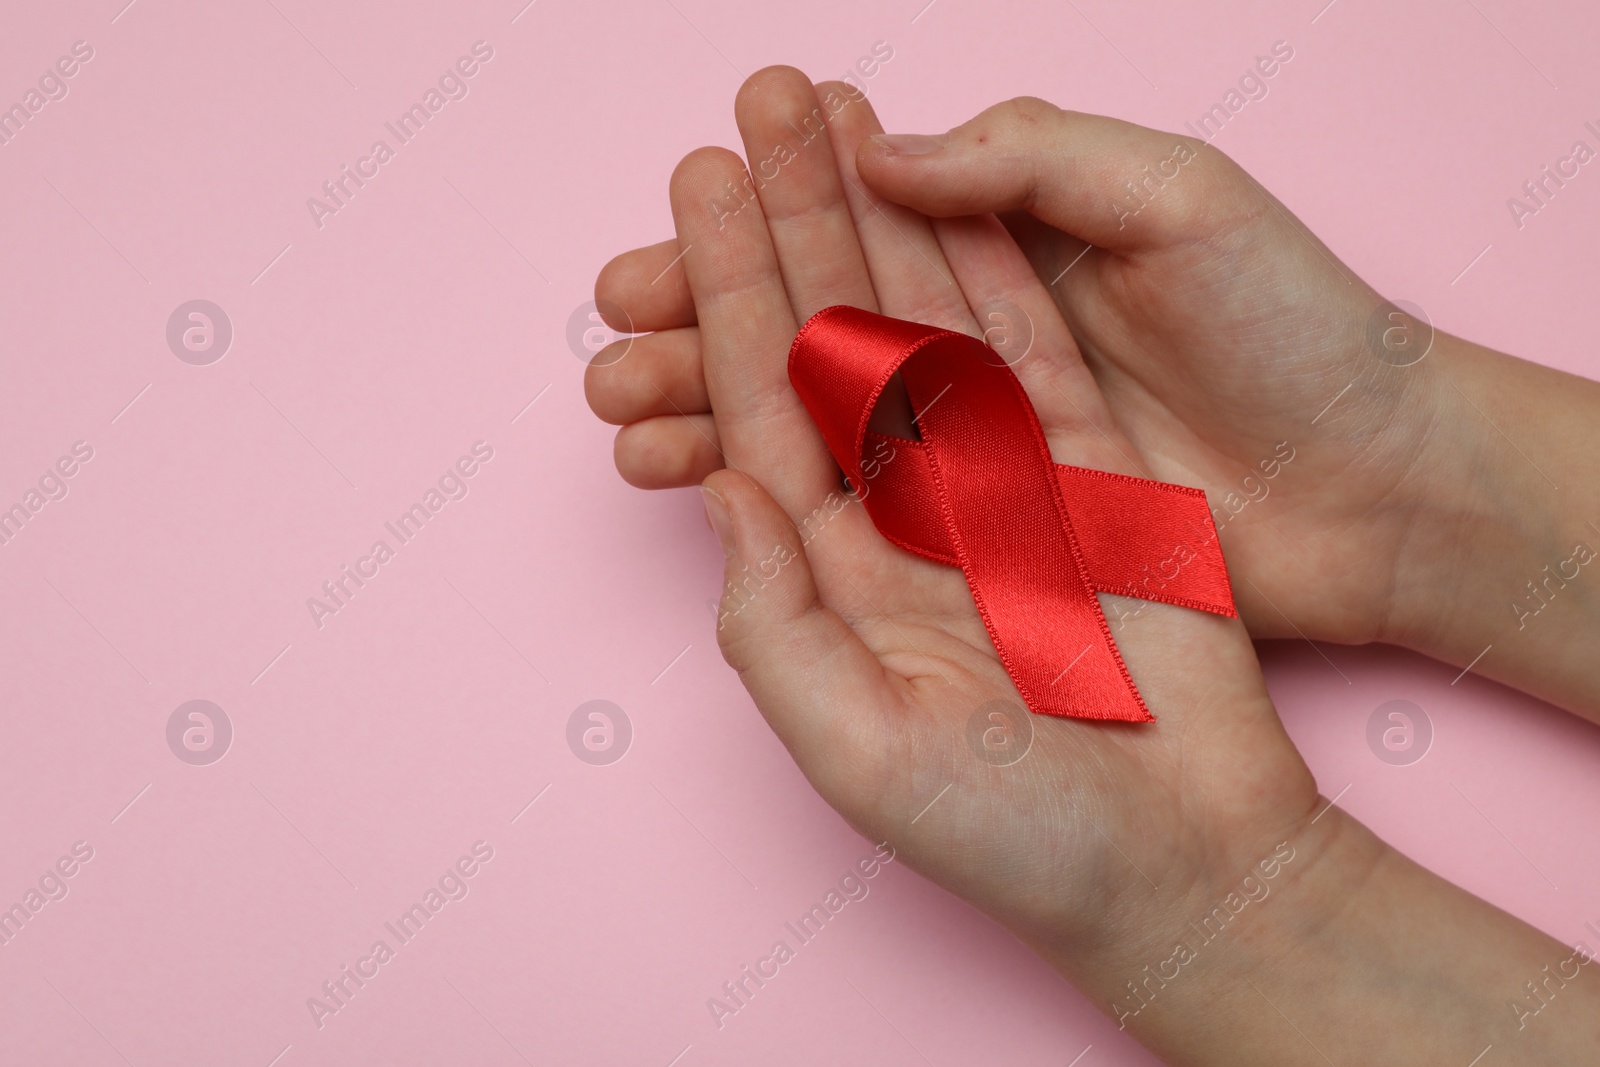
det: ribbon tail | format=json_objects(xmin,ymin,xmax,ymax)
[{"xmin": 899, "ymin": 340, "xmax": 1154, "ymax": 724}]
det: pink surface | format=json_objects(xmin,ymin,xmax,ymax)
[{"xmin": 3, "ymin": 0, "xmax": 1599, "ymax": 1063}]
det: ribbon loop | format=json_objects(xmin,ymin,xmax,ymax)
[{"xmin": 788, "ymin": 305, "xmax": 1237, "ymax": 723}]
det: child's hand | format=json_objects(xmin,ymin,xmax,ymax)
[
  {"xmin": 587, "ymin": 68, "xmax": 1600, "ymax": 1065},
  {"xmin": 588, "ymin": 77, "xmax": 1453, "ymax": 652},
  {"xmin": 595, "ymin": 64, "xmax": 1348, "ymax": 1045}
]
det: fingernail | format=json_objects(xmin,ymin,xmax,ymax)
[
  {"xmin": 701, "ymin": 486, "xmax": 736, "ymax": 560},
  {"xmin": 869, "ymin": 132, "xmax": 948, "ymax": 155}
]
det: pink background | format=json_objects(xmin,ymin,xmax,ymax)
[{"xmin": 3, "ymin": 0, "xmax": 1600, "ymax": 1063}]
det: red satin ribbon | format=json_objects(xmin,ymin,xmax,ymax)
[{"xmin": 788, "ymin": 305, "xmax": 1237, "ymax": 723}]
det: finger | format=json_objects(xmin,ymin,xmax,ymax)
[
  {"xmin": 585, "ymin": 326, "xmax": 709, "ymax": 426},
  {"xmin": 702, "ymin": 468, "xmax": 892, "ymax": 784},
  {"xmin": 810, "ymin": 79, "xmax": 969, "ymax": 438},
  {"xmin": 668, "ymin": 145, "xmax": 840, "ymax": 519},
  {"xmin": 814, "ymin": 80, "xmax": 974, "ymax": 335},
  {"xmin": 613, "ymin": 414, "xmax": 722, "ymax": 489},
  {"xmin": 733, "ymin": 67, "xmax": 878, "ymax": 321},
  {"xmin": 595, "ymin": 239, "xmax": 695, "ymax": 333},
  {"xmin": 857, "ymin": 97, "xmax": 1251, "ymax": 251},
  {"xmin": 928, "ymin": 214, "xmax": 1138, "ymax": 476}
]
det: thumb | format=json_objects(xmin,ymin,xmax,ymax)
[
  {"xmin": 700, "ymin": 469, "xmax": 891, "ymax": 777},
  {"xmin": 855, "ymin": 97, "xmax": 1251, "ymax": 251}
]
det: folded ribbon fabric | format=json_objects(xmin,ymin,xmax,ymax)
[{"xmin": 787, "ymin": 305, "xmax": 1237, "ymax": 723}]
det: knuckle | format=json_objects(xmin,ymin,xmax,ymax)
[{"xmin": 1003, "ymin": 95, "xmax": 1060, "ymax": 126}]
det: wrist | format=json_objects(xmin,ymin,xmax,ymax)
[
  {"xmin": 1373, "ymin": 333, "xmax": 1594, "ymax": 688},
  {"xmin": 1034, "ymin": 798, "xmax": 1600, "ymax": 1065},
  {"xmin": 1022, "ymin": 794, "xmax": 1377, "ymax": 1063}
]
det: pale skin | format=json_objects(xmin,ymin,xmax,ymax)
[{"xmin": 585, "ymin": 66, "xmax": 1600, "ymax": 1063}]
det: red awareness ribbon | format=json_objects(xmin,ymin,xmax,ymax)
[{"xmin": 788, "ymin": 305, "xmax": 1237, "ymax": 723}]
